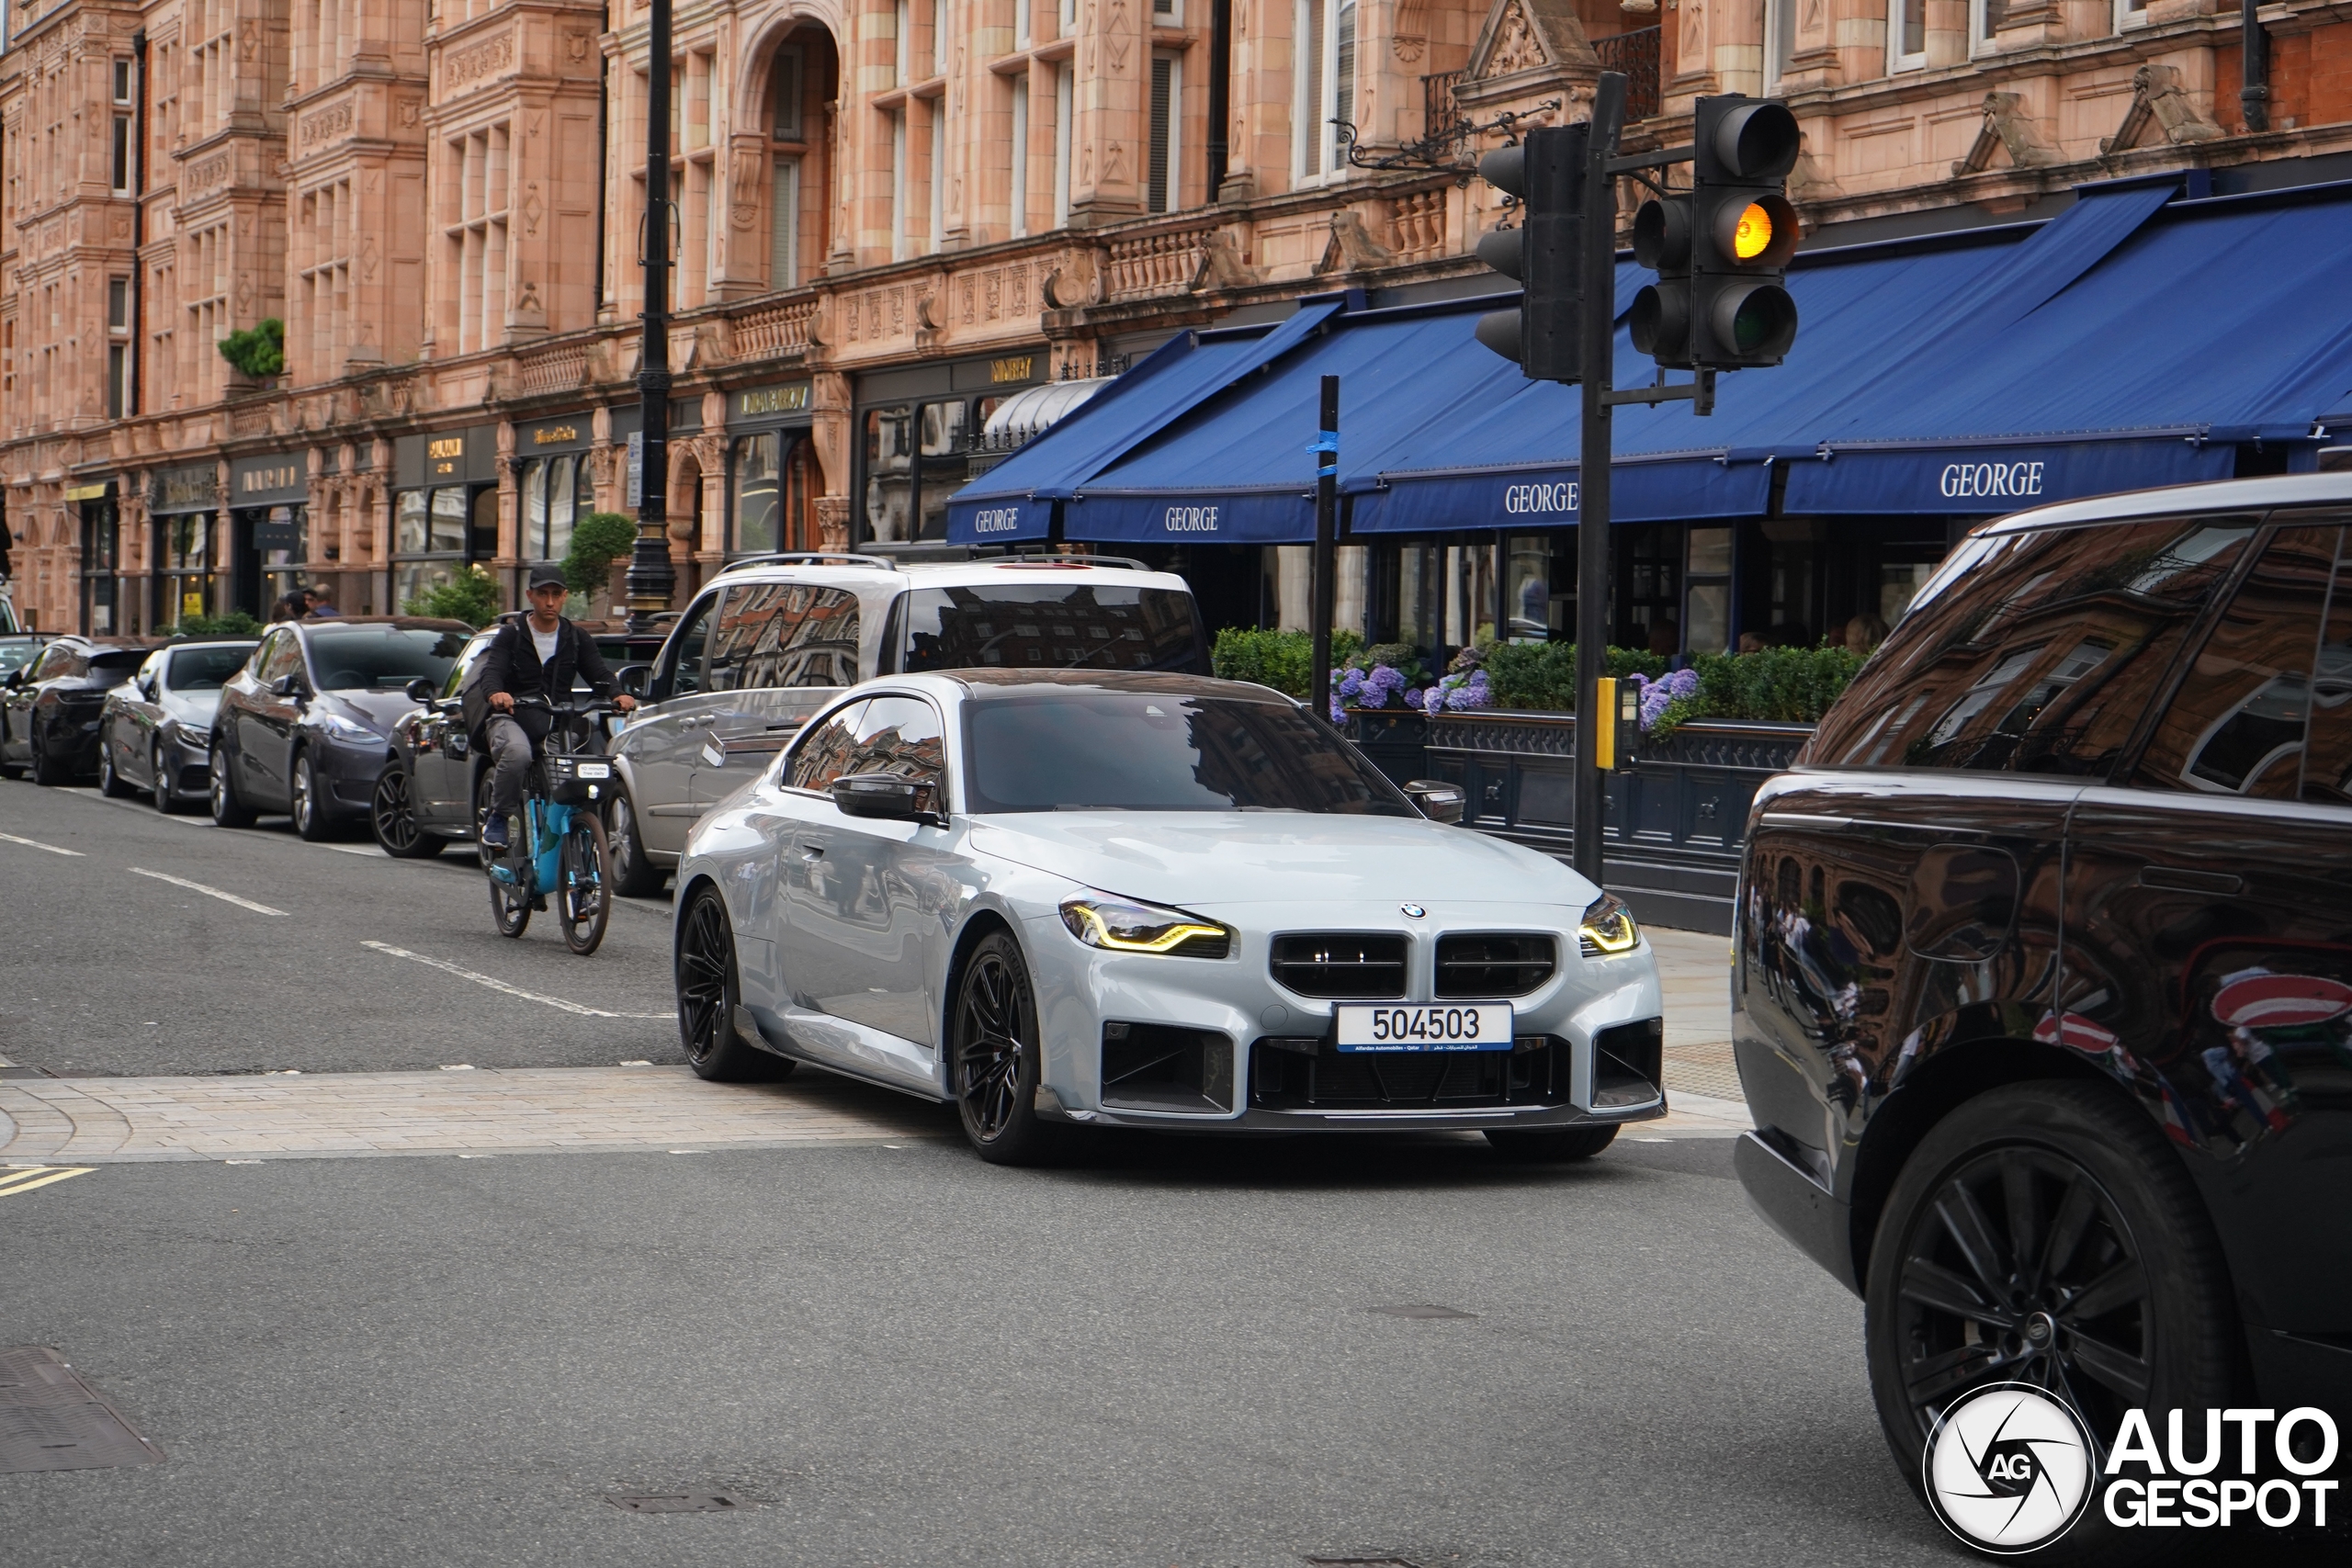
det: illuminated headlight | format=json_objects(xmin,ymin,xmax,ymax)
[
  {"xmin": 317, "ymin": 713, "xmax": 380, "ymax": 743},
  {"xmin": 1578, "ymin": 893, "xmax": 1640, "ymax": 958},
  {"xmin": 1059, "ymin": 896, "xmax": 1231, "ymax": 958},
  {"xmin": 177, "ymin": 727, "xmax": 211, "ymax": 750}
]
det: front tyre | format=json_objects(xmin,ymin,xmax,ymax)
[
  {"xmin": 209, "ymin": 745, "xmax": 256, "ymax": 827},
  {"xmin": 606, "ymin": 787, "xmax": 666, "ymax": 897},
  {"xmin": 1864, "ymin": 1082, "xmax": 2238, "ymax": 1558},
  {"xmin": 951, "ymin": 930, "xmax": 1059, "ymax": 1165},
  {"xmin": 29, "ymin": 722, "xmax": 71, "ymax": 785},
  {"xmin": 370, "ymin": 763, "xmax": 443, "ymax": 857},
  {"xmin": 153, "ymin": 740, "xmax": 190, "ymax": 813},
  {"xmin": 291, "ymin": 750, "xmax": 337, "ymax": 841},
  {"xmin": 674, "ymin": 886, "xmax": 784, "ymax": 1081},
  {"xmin": 1485, "ymin": 1125, "xmax": 1619, "ymax": 1162},
  {"xmin": 557, "ymin": 810, "xmax": 614, "ymax": 955},
  {"xmin": 97, "ymin": 729, "xmax": 134, "ymax": 797}
]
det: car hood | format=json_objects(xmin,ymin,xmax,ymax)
[
  {"xmin": 163, "ymin": 692, "xmax": 219, "ymax": 729},
  {"xmin": 965, "ymin": 811, "xmax": 1600, "ymax": 911},
  {"xmin": 316, "ymin": 690, "xmax": 416, "ymax": 734}
]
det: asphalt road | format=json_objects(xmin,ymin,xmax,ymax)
[
  {"xmin": 1, "ymin": 1133, "xmax": 1983, "ymax": 1568},
  {"xmin": 0, "ymin": 776, "xmax": 684, "ymax": 1076}
]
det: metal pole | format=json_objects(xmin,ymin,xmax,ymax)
[
  {"xmin": 2242, "ymin": 1, "xmax": 2269, "ymax": 132},
  {"xmin": 1309, "ymin": 375, "xmax": 1340, "ymax": 722},
  {"xmin": 1573, "ymin": 73, "xmax": 1628, "ymax": 886},
  {"xmin": 627, "ymin": 0, "xmax": 677, "ymax": 629}
]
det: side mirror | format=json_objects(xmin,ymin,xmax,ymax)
[
  {"xmin": 138, "ymin": 676, "xmax": 158, "ymax": 702},
  {"xmin": 405, "ymin": 677, "xmax": 438, "ymax": 703},
  {"xmin": 831, "ymin": 772, "xmax": 933, "ymax": 823},
  {"xmin": 615, "ymin": 662, "xmax": 650, "ymax": 698},
  {"xmin": 4, "ymin": 671, "xmax": 21, "ymax": 691},
  {"xmin": 269, "ymin": 672, "xmax": 306, "ymax": 700},
  {"xmin": 1404, "ymin": 778, "xmax": 1465, "ymax": 825}
]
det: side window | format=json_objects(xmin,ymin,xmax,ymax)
[
  {"xmin": 708, "ymin": 582, "xmax": 862, "ymax": 693},
  {"xmin": 444, "ymin": 636, "xmax": 491, "ymax": 700},
  {"xmin": 657, "ymin": 591, "xmax": 720, "ymax": 700},
  {"xmin": 2305, "ymin": 526, "xmax": 2352, "ymax": 807},
  {"xmin": 1809, "ymin": 516, "xmax": 2260, "ymax": 775},
  {"xmin": 261, "ymin": 631, "xmax": 305, "ymax": 684},
  {"xmin": 784, "ymin": 699, "xmax": 867, "ymax": 792},
  {"xmin": 844, "ymin": 695, "xmax": 947, "ymax": 812},
  {"xmin": 33, "ymin": 645, "xmax": 79, "ymax": 680}
]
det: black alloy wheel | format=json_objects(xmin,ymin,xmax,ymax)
[
  {"xmin": 557, "ymin": 809, "xmax": 614, "ymax": 955},
  {"xmin": 1865, "ymin": 1082, "xmax": 2237, "ymax": 1542},
  {"xmin": 673, "ymin": 886, "xmax": 784, "ymax": 1080},
  {"xmin": 1485, "ymin": 1125, "xmax": 1620, "ymax": 1162},
  {"xmin": 951, "ymin": 930, "xmax": 1058, "ymax": 1164},
  {"xmin": 291, "ymin": 750, "xmax": 335, "ymax": 841},
  {"xmin": 370, "ymin": 764, "xmax": 443, "ymax": 858},
  {"xmin": 209, "ymin": 745, "xmax": 255, "ymax": 827},
  {"xmin": 97, "ymin": 729, "xmax": 134, "ymax": 797},
  {"xmin": 28, "ymin": 720, "xmax": 70, "ymax": 785},
  {"xmin": 152, "ymin": 740, "xmax": 186, "ymax": 813},
  {"xmin": 606, "ymin": 787, "xmax": 666, "ymax": 897}
]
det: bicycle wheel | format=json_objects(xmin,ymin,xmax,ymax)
[
  {"xmin": 558, "ymin": 809, "xmax": 614, "ymax": 955},
  {"xmin": 485, "ymin": 809, "xmax": 532, "ymax": 938}
]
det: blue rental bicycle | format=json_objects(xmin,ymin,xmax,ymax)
[{"xmin": 482, "ymin": 695, "xmax": 620, "ymax": 955}]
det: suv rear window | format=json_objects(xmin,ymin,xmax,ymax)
[
  {"xmin": 900, "ymin": 584, "xmax": 1204, "ymax": 675},
  {"xmin": 1807, "ymin": 515, "xmax": 2259, "ymax": 776}
]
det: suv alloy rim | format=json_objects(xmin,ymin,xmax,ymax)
[
  {"xmin": 955, "ymin": 953, "xmax": 1027, "ymax": 1142},
  {"xmin": 676, "ymin": 893, "xmax": 733, "ymax": 1066},
  {"xmin": 373, "ymin": 769, "xmax": 416, "ymax": 852},
  {"xmin": 292, "ymin": 762, "xmax": 312, "ymax": 832},
  {"xmin": 1892, "ymin": 1144, "xmax": 2153, "ymax": 1441}
]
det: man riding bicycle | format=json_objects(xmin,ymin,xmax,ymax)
[{"xmin": 471, "ymin": 563, "xmax": 637, "ymax": 850}]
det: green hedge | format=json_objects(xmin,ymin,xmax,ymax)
[
  {"xmin": 165, "ymin": 611, "xmax": 265, "ymax": 638},
  {"xmin": 1649, "ymin": 646, "xmax": 1865, "ymax": 737},
  {"xmin": 1209, "ymin": 627, "xmax": 1364, "ymax": 698},
  {"xmin": 1482, "ymin": 641, "xmax": 1668, "ymax": 712}
]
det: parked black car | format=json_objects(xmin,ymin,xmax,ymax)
[
  {"xmin": 1734, "ymin": 475, "xmax": 2352, "ymax": 1540},
  {"xmin": 369, "ymin": 617, "xmax": 655, "ymax": 860},
  {"xmin": 96, "ymin": 639, "xmax": 259, "ymax": 810},
  {"xmin": 209, "ymin": 617, "xmax": 469, "ymax": 840},
  {"xmin": 0, "ymin": 636, "xmax": 153, "ymax": 784}
]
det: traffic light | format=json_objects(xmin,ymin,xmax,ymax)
[
  {"xmin": 1629, "ymin": 193, "xmax": 1694, "ymax": 370},
  {"xmin": 1688, "ymin": 95, "xmax": 1800, "ymax": 367},
  {"xmin": 1471, "ymin": 123, "xmax": 1588, "ymax": 383}
]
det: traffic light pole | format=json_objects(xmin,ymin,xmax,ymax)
[
  {"xmin": 1570, "ymin": 75, "xmax": 1627, "ymax": 887},
  {"xmin": 1309, "ymin": 375, "xmax": 1340, "ymax": 726},
  {"xmin": 627, "ymin": 0, "xmax": 677, "ymax": 631}
]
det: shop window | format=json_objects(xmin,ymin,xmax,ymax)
[
  {"xmin": 522, "ymin": 456, "xmax": 589, "ymax": 562},
  {"xmin": 1617, "ymin": 525, "xmax": 1683, "ymax": 654},
  {"xmin": 157, "ymin": 513, "xmax": 215, "ymax": 626},
  {"xmin": 732, "ymin": 433, "xmax": 783, "ymax": 554},
  {"xmin": 863, "ymin": 404, "xmax": 914, "ymax": 543},
  {"xmin": 1685, "ymin": 527, "xmax": 1735, "ymax": 656}
]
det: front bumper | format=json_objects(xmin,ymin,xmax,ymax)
[
  {"xmin": 1733, "ymin": 1130, "xmax": 1858, "ymax": 1294},
  {"xmin": 1051, "ymin": 1093, "xmax": 1664, "ymax": 1134},
  {"xmin": 314, "ymin": 733, "xmax": 392, "ymax": 811}
]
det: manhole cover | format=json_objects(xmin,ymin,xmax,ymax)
[
  {"xmin": 1368, "ymin": 1304, "xmax": 1476, "ymax": 1320},
  {"xmin": 0, "ymin": 1348, "xmax": 166, "ymax": 1474},
  {"xmin": 605, "ymin": 1494, "xmax": 749, "ymax": 1513}
]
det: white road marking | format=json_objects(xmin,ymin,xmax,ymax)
[
  {"xmin": 127, "ymin": 866, "xmax": 288, "ymax": 916},
  {"xmin": 360, "ymin": 942, "xmax": 675, "ymax": 1019},
  {"xmin": 323, "ymin": 843, "xmax": 382, "ymax": 857},
  {"xmin": 0, "ymin": 830, "xmax": 85, "ymax": 857}
]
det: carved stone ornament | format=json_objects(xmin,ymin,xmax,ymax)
[
  {"xmin": 2100, "ymin": 63, "xmax": 2223, "ymax": 157},
  {"xmin": 1951, "ymin": 91, "xmax": 2057, "ymax": 177},
  {"xmin": 1458, "ymin": 0, "xmax": 1599, "ymax": 106}
]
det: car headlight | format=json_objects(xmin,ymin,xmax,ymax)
[
  {"xmin": 1059, "ymin": 896, "xmax": 1231, "ymax": 958},
  {"xmin": 317, "ymin": 713, "xmax": 380, "ymax": 743},
  {"xmin": 1578, "ymin": 893, "xmax": 1640, "ymax": 958}
]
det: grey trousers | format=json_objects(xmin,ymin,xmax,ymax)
[{"xmin": 486, "ymin": 715, "xmax": 536, "ymax": 816}]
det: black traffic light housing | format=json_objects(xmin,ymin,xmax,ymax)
[
  {"xmin": 1471, "ymin": 123, "xmax": 1588, "ymax": 383},
  {"xmin": 1629, "ymin": 194, "xmax": 1694, "ymax": 369},
  {"xmin": 1688, "ymin": 95, "xmax": 1801, "ymax": 367}
]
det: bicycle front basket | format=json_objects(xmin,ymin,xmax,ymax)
[{"xmin": 546, "ymin": 754, "xmax": 614, "ymax": 807}]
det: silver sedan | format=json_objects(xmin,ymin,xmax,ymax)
[{"xmin": 673, "ymin": 671, "xmax": 1667, "ymax": 1163}]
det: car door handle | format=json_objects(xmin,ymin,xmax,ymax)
[
  {"xmin": 800, "ymin": 844, "xmax": 824, "ymax": 859},
  {"xmin": 2135, "ymin": 865, "xmax": 2244, "ymax": 896}
]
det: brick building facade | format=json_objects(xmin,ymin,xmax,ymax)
[{"xmin": 5, "ymin": 0, "xmax": 2351, "ymax": 634}]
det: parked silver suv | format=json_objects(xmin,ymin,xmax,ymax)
[{"xmin": 603, "ymin": 550, "xmax": 1205, "ymax": 893}]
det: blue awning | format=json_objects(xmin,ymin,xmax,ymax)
[{"xmin": 944, "ymin": 302, "xmax": 1342, "ymax": 543}]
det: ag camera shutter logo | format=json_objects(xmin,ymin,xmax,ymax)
[{"xmin": 1922, "ymin": 1382, "xmax": 2097, "ymax": 1554}]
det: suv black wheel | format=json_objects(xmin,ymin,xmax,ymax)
[
  {"xmin": 1865, "ymin": 1082, "xmax": 2238, "ymax": 1537},
  {"xmin": 209, "ymin": 745, "xmax": 256, "ymax": 827},
  {"xmin": 951, "ymin": 930, "xmax": 1060, "ymax": 1165},
  {"xmin": 606, "ymin": 786, "xmax": 665, "ymax": 897},
  {"xmin": 674, "ymin": 886, "xmax": 786, "ymax": 1080},
  {"xmin": 1484, "ymin": 1125, "xmax": 1619, "ymax": 1162},
  {"xmin": 370, "ymin": 762, "xmax": 443, "ymax": 858}
]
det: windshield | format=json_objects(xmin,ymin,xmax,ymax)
[
  {"xmin": 902, "ymin": 583, "xmax": 1204, "ymax": 675},
  {"xmin": 89, "ymin": 650, "xmax": 148, "ymax": 679},
  {"xmin": 0, "ymin": 640, "xmax": 41, "ymax": 677},
  {"xmin": 963, "ymin": 690, "xmax": 1415, "ymax": 816},
  {"xmin": 304, "ymin": 626, "xmax": 468, "ymax": 691},
  {"xmin": 167, "ymin": 646, "xmax": 254, "ymax": 693}
]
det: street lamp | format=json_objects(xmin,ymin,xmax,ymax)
[{"xmin": 626, "ymin": 0, "xmax": 677, "ymax": 629}]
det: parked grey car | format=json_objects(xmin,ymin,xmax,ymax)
[
  {"xmin": 96, "ymin": 639, "xmax": 258, "ymax": 811},
  {"xmin": 671, "ymin": 670, "xmax": 1666, "ymax": 1164},
  {"xmin": 605, "ymin": 552, "xmax": 1204, "ymax": 896}
]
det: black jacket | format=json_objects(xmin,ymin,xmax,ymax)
[{"xmin": 466, "ymin": 617, "xmax": 615, "ymax": 742}]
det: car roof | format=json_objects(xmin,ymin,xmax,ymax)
[
  {"xmin": 905, "ymin": 669, "xmax": 1292, "ymax": 704},
  {"xmin": 1977, "ymin": 471, "xmax": 2352, "ymax": 536},
  {"xmin": 703, "ymin": 553, "xmax": 1191, "ymax": 594},
  {"xmin": 292, "ymin": 616, "xmax": 473, "ymax": 634},
  {"xmin": 160, "ymin": 638, "xmax": 260, "ymax": 652}
]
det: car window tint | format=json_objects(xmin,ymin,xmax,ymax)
[
  {"xmin": 901, "ymin": 583, "xmax": 1204, "ymax": 674},
  {"xmin": 707, "ymin": 582, "xmax": 860, "ymax": 693},
  {"xmin": 165, "ymin": 646, "xmax": 251, "ymax": 692},
  {"xmin": 844, "ymin": 695, "xmax": 946, "ymax": 812},
  {"xmin": 661, "ymin": 592, "xmax": 719, "ymax": 698},
  {"xmin": 89, "ymin": 650, "xmax": 146, "ymax": 680},
  {"xmin": 259, "ymin": 631, "xmax": 304, "ymax": 683},
  {"xmin": 2132, "ymin": 524, "xmax": 2340, "ymax": 798},
  {"xmin": 1807, "ymin": 516, "xmax": 2259, "ymax": 776},
  {"xmin": 446, "ymin": 634, "xmax": 493, "ymax": 699},
  {"xmin": 305, "ymin": 626, "xmax": 466, "ymax": 690},
  {"xmin": 2291, "ymin": 525, "xmax": 2352, "ymax": 807},
  {"xmin": 783, "ymin": 700, "xmax": 867, "ymax": 792}
]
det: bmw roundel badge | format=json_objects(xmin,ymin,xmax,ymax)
[{"xmin": 1400, "ymin": 904, "xmax": 1428, "ymax": 919}]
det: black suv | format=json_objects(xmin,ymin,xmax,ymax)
[
  {"xmin": 1736, "ymin": 476, "xmax": 2351, "ymax": 1522},
  {"xmin": 1, "ymin": 635, "xmax": 152, "ymax": 784}
]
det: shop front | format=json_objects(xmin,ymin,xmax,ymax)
[
  {"xmin": 516, "ymin": 414, "xmax": 596, "ymax": 596},
  {"xmin": 391, "ymin": 425, "xmax": 499, "ymax": 610},
  {"xmin": 856, "ymin": 350, "xmax": 1045, "ymax": 545},
  {"xmin": 722, "ymin": 379, "xmax": 819, "ymax": 559},
  {"xmin": 150, "ymin": 462, "xmax": 220, "ymax": 628},
  {"xmin": 228, "ymin": 453, "xmax": 311, "ymax": 616},
  {"xmin": 67, "ymin": 481, "xmax": 127, "ymax": 636}
]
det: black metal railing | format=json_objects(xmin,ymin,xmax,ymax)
[
  {"xmin": 1594, "ymin": 28, "xmax": 1662, "ymax": 122},
  {"xmin": 1424, "ymin": 70, "xmax": 1466, "ymax": 141}
]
